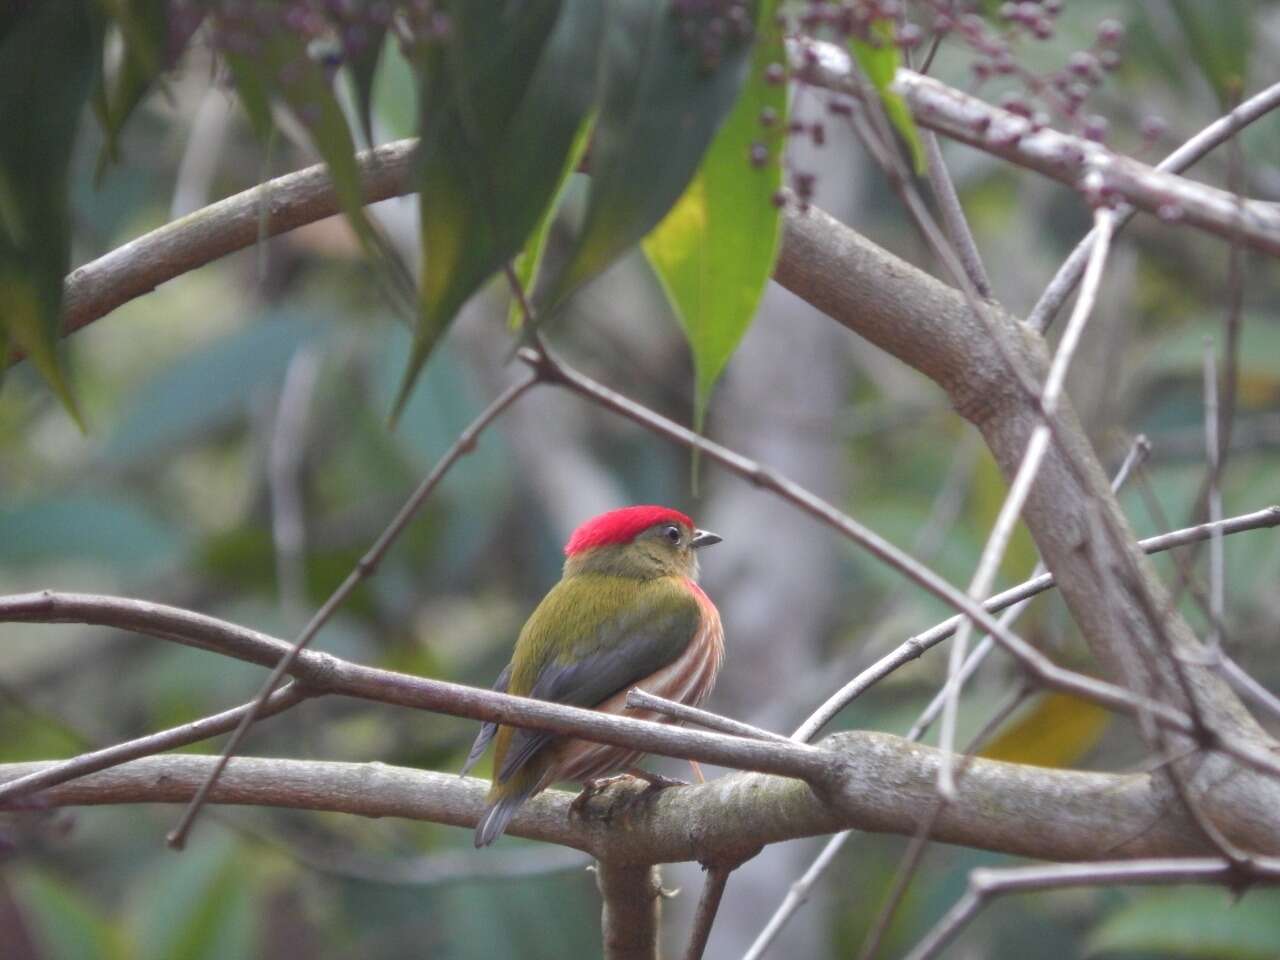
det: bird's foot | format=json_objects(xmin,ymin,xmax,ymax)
[
  {"xmin": 568, "ymin": 775, "xmax": 633, "ymax": 819},
  {"xmin": 624, "ymin": 767, "xmax": 688, "ymax": 798}
]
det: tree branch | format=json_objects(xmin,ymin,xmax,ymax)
[
  {"xmin": 792, "ymin": 40, "xmax": 1280, "ymax": 258},
  {"xmin": 597, "ymin": 861, "xmax": 663, "ymax": 960},
  {"xmin": 2, "ymin": 730, "xmax": 1270, "ymax": 866}
]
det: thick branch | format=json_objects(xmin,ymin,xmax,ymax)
[{"xmin": 3, "ymin": 733, "xmax": 1273, "ymax": 865}]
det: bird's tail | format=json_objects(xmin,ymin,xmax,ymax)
[{"xmin": 474, "ymin": 788, "xmax": 531, "ymax": 848}]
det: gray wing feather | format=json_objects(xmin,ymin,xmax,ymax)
[{"xmin": 459, "ymin": 662, "xmax": 512, "ymax": 777}]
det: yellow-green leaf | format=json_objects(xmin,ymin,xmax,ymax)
[
  {"xmin": 643, "ymin": 0, "xmax": 786, "ymax": 429},
  {"xmin": 980, "ymin": 691, "xmax": 1110, "ymax": 768}
]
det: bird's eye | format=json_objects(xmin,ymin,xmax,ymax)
[{"xmin": 664, "ymin": 525, "xmax": 682, "ymax": 544}]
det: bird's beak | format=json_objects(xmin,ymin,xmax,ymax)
[{"xmin": 690, "ymin": 529, "xmax": 722, "ymax": 549}]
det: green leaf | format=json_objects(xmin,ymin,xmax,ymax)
[
  {"xmin": 335, "ymin": 11, "xmax": 387, "ymax": 148},
  {"xmin": 1088, "ymin": 888, "xmax": 1280, "ymax": 959},
  {"xmin": 643, "ymin": 1, "xmax": 786, "ymax": 429},
  {"xmin": 1168, "ymin": 0, "xmax": 1253, "ymax": 103},
  {"xmin": 0, "ymin": 2, "xmax": 99, "ymax": 424},
  {"xmin": 542, "ymin": 0, "xmax": 759, "ymax": 311},
  {"xmin": 94, "ymin": 0, "xmax": 188, "ymax": 176},
  {"xmin": 223, "ymin": 31, "xmax": 371, "ymax": 243},
  {"xmin": 508, "ymin": 113, "xmax": 595, "ymax": 330},
  {"xmin": 392, "ymin": 1, "xmax": 603, "ymax": 419},
  {"xmin": 849, "ymin": 19, "xmax": 925, "ymax": 172}
]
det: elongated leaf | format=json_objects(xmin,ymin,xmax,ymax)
[
  {"xmin": 221, "ymin": 29, "xmax": 372, "ymax": 250},
  {"xmin": 543, "ymin": 0, "xmax": 758, "ymax": 310},
  {"xmin": 392, "ymin": 0, "xmax": 603, "ymax": 418},
  {"xmin": 0, "ymin": 2, "xmax": 98, "ymax": 424},
  {"xmin": 643, "ymin": 1, "xmax": 785, "ymax": 429},
  {"xmin": 334, "ymin": 11, "xmax": 388, "ymax": 148},
  {"xmin": 95, "ymin": 0, "xmax": 182, "ymax": 175},
  {"xmin": 508, "ymin": 113, "xmax": 595, "ymax": 330},
  {"xmin": 849, "ymin": 19, "xmax": 925, "ymax": 172}
]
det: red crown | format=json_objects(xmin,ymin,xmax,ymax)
[{"xmin": 564, "ymin": 505, "xmax": 694, "ymax": 556}]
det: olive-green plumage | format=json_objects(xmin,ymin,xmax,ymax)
[{"xmin": 464, "ymin": 507, "xmax": 723, "ymax": 847}]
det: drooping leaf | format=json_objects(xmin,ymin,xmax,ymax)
[
  {"xmin": 643, "ymin": 0, "xmax": 786, "ymax": 429},
  {"xmin": 508, "ymin": 113, "xmax": 595, "ymax": 330},
  {"xmin": 849, "ymin": 19, "xmax": 925, "ymax": 172},
  {"xmin": 979, "ymin": 691, "xmax": 1110, "ymax": 768},
  {"xmin": 94, "ymin": 0, "xmax": 190, "ymax": 176},
  {"xmin": 542, "ymin": 0, "xmax": 759, "ymax": 311},
  {"xmin": 1168, "ymin": 0, "xmax": 1253, "ymax": 103},
  {"xmin": 1087, "ymin": 888, "xmax": 1280, "ymax": 959},
  {"xmin": 220, "ymin": 25, "xmax": 373, "ymax": 250},
  {"xmin": 0, "ymin": 2, "xmax": 99, "ymax": 424},
  {"xmin": 334, "ymin": 9, "xmax": 388, "ymax": 148},
  {"xmin": 391, "ymin": 0, "xmax": 603, "ymax": 418}
]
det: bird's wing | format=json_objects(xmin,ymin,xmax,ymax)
[
  {"xmin": 459, "ymin": 661, "xmax": 512, "ymax": 778},
  {"xmin": 495, "ymin": 576, "xmax": 702, "ymax": 785}
]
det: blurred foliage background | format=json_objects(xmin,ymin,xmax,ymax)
[{"xmin": 2, "ymin": 1, "xmax": 1280, "ymax": 958}]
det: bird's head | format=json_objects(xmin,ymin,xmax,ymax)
[{"xmin": 562, "ymin": 505, "xmax": 722, "ymax": 580}]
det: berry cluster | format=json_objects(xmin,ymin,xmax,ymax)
[{"xmin": 671, "ymin": 0, "xmax": 757, "ymax": 73}]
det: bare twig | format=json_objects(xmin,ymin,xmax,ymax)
[
  {"xmin": 0, "ymin": 682, "xmax": 311, "ymax": 805},
  {"xmin": 921, "ymin": 129, "xmax": 991, "ymax": 298},
  {"xmin": 625, "ymin": 689, "xmax": 791, "ymax": 744},
  {"xmin": 792, "ymin": 41, "xmax": 1280, "ymax": 258},
  {"xmin": 1204, "ymin": 339, "xmax": 1225, "ymax": 651},
  {"xmin": 856, "ymin": 684, "xmax": 1031, "ymax": 960},
  {"xmin": 682, "ymin": 865, "xmax": 733, "ymax": 960},
  {"xmin": 789, "ymin": 506, "xmax": 1280, "ymax": 745},
  {"xmin": 910, "ymin": 434, "xmax": 1150, "ymax": 744},
  {"xmin": 1027, "ymin": 80, "xmax": 1280, "ymax": 332},
  {"xmin": 166, "ymin": 371, "xmax": 540, "ymax": 848},
  {"xmin": 904, "ymin": 857, "xmax": 1280, "ymax": 960},
  {"xmin": 936, "ymin": 207, "xmax": 1115, "ymax": 796}
]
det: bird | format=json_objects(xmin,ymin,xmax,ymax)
[{"xmin": 462, "ymin": 505, "xmax": 724, "ymax": 847}]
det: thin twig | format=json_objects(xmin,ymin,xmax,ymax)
[
  {"xmin": 921, "ymin": 129, "xmax": 991, "ymax": 297},
  {"xmin": 794, "ymin": 41, "xmax": 1280, "ymax": 258},
  {"xmin": 936, "ymin": 206, "xmax": 1116, "ymax": 797},
  {"xmin": 0, "ymin": 682, "xmax": 311, "ymax": 805},
  {"xmin": 909, "ymin": 434, "xmax": 1149, "ymax": 744},
  {"xmin": 788, "ymin": 505, "xmax": 1280, "ymax": 745},
  {"xmin": 166, "ymin": 372, "xmax": 540, "ymax": 848},
  {"xmin": 1204, "ymin": 338, "xmax": 1225, "ymax": 651},
  {"xmin": 856, "ymin": 683, "xmax": 1031, "ymax": 960},
  {"xmin": 682, "ymin": 865, "xmax": 733, "ymax": 960},
  {"xmin": 625, "ymin": 689, "xmax": 791, "ymax": 744},
  {"xmin": 903, "ymin": 857, "xmax": 1280, "ymax": 960},
  {"xmin": 1027, "ymin": 80, "xmax": 1280, "ymax": 332}
]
